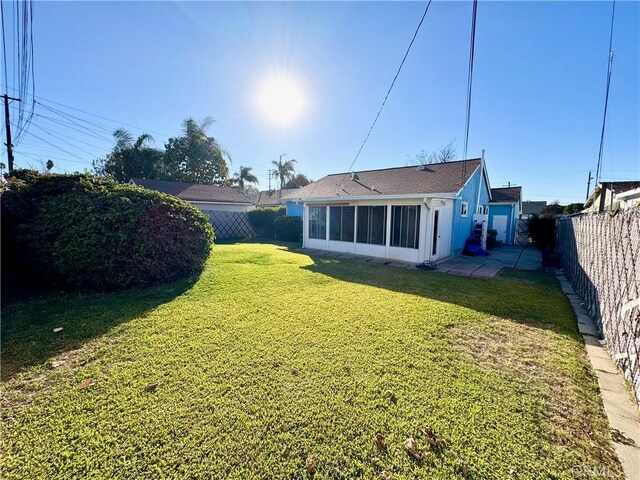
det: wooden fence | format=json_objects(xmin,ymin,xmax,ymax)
[
  {"xmin": 203, "ymin": 210, "xmax": 256, "ymax": 240},
  {"xmin": 556, "ymin": 210, "xmax": 640, "ymax": 404}
]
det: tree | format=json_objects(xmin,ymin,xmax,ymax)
[
  {"xmin": 409, "ymin": 140, "xmax": 457, "ymax": 166},
  {"xmin": 233, "ymin": 166, "xmax": 259, "ymax": 191},
  {"xmin": 271, "ymin": 154, "xmax": 297, "ymax": 190},
  {"xmin": 563, "ymin": 202, "xmax": 584, "ymax": 214},
  {"xmin": 94, "ymin": 129, "xmax": 163, "ymax": 182},
  {"xmin": 285, "ymin": 173, "xmax": 311, "ymax": 189},
  {"xmin": 243, "ymin": 185, "xmax": 259, "ymax": 196},
  {"xmin": 45, "ymin": 160, "xmax": 54, "ymax": 173},
  {"xmin": 541, "ymin": 201, "xmax": 564, "ymax": 216},
  {"xmin": 163, "ymin": 117, "xmax": 230, "ymax": 184}
]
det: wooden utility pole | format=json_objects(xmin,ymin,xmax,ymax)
[
  {"xmin": 585, "ymin": 170, "xmax": 594, "ymax": 201},
  {"xmin": 2, "ymin": 94, "xmax": 21, "ymax": 174}
]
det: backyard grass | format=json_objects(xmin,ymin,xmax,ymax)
[{"xmin": 0, "ymin": 242, "xmax": 622, "ymax": 479}]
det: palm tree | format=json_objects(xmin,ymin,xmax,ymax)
[
  {"xmin": 271, "ymin": 154, "xmax": 297, "ymax": 190},
  {"xmin": 233, "ymin": 166, "xmax": 259, "ymax": 190}
]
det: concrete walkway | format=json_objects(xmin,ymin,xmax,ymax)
[
  {"xmin": 557, "ymin": 272, "xmax": 639, "ymax": 479},
  {"xmin": 298, "ymin": 245, "xmax": 541, "ymax": 278},
  {"xmin": 438, "ymin": 245, "xmax": 542, "ymax": 278}
]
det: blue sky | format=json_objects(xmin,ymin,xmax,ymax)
[{"xmin": 2, "ymin": 1, "xmax": 639, "ymax": 203}]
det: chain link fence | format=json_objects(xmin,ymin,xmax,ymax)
[
  {"xmin": 557, "ymin": 210, "xmax": 640, "ymax": 404},
  {"xmin": 203, "ymin": 210, "xmax": 256, "ymax": 240},
  {"xmin": 515, "ymin": 219, "xmax": 530, "ymax": 246}
]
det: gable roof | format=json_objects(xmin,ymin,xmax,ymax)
[
  {"xmin": 522, "ymin": 201, "xmax": 547, "ymax": 215},
  {"xmin": 289, "ymin": 158, "xmax": 482, "ymax": 200},
  {"xmin": 252, "ymin": 189, "xmax": 298, "ymax": 207},
  {"xmin": 131, "ymin": 178, "xmax": 253, "ymax": 204},
  {"xmin": 490, "ymin": 186, "xmax": 521, "ymax": 204}
]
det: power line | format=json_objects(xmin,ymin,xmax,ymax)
[
  {"xmin": 462, "ymin": 0, "xmax": 478, "ymax": 162},
  {"xmin": 1, "ymin": 1, "xmax": 9, "ymax": 88},
  {"xmin": 339, "ymin": 0, "xmax": 433, "ymax": 185},
  {"xmin": 594, "ymin": 0, "xmax": 616, "ymax": 186}
]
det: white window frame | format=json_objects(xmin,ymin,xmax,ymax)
[{"xmin": 461, "ymin": 202, "xmax": 469, "ymax": 217}]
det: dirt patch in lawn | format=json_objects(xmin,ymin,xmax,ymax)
[{"xmin": 449, "ymin": 317, "xmax": 623, "ymax": 478}]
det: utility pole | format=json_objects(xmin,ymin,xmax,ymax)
[
  {"xmin": 585, "ymin": 170, "xmax": 593, "ymax": 201},
  {"xmin": 2, "ymin": 94, "xmax": 21, "ymax": 174},
  {"xmin": 267, "ymin": 169, "xmax": 272, "ymax": 191}
]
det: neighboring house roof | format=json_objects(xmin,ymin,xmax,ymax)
[
  {"xmin": 490, "ymin": 186, "xmax": 521, "ymax": 204},
  {"xmin": 131, "ymin": 178, "xmax": 253, "ymax": 204},
  {"xmin": 522, "ymin": 201, "xmax": 547, "ymax": 215},
  {"xmin": 289, "ymin": 158, "xmax": 482, "ymax": 200},
  {"xmin": 252, "ymin": 189, "xmax": 298, "ymax": 207},
  {"xmin": 584, "ymin": 181, "xmax": 640, "ymax": 209}
]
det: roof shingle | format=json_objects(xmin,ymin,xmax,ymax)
[
  {"xmin": 131, "ymin": 178, "xmax": 253, "ymax": 204},
  {"xmin": 288, "ymin": 159, "xmax": 482, "ymax": 200},
  {"xmin": 490, "ymin": 186, "xmax": 521, "ymax": 204}
]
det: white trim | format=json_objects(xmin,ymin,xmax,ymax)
[
  {"xmin": 187, "ymin": 200, "xmax": 253, "ymax": 206},
  {"xmin": 489, "ymin": 201, "xmax": 518, "ymax": 206},
  {"xmin": 455, "ymin": 165, "xmax": 481, "ymax": 196},
  {"xmin": 291, "ymin": 192, "xmax": 459, "ymax": 203}
]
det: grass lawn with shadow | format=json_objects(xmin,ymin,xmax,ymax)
[{"xmin": 0, "ymin": 243, "xmax": 622, "ymax": 479}]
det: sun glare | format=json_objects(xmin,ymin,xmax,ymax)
[{"xmin": 256, "ymin": 75, "xmax": 306, "ymax": 126}]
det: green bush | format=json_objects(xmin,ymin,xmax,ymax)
[
  {"xmin": 274, "ymin": 215, "xmax": 302, "ymax": 242},
  {"xmin": 1, "ymin": 172, "xmax": 214, "ymax": 292},
  {"xmin": 247, "ymin": 206, "xmax": 285, "ymax": 238},
  {"xmin": 528, "ymin": 215, "xmax": 556, "ymax": 251}
]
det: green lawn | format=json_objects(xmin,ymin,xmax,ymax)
[{"xmin": 1, "ymin": 243, "xmax": 622, "ymax": 479}]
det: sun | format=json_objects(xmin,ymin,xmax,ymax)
[{"xmin": 256, "ymin": 75, "xmax": 306, "ymax": 126}]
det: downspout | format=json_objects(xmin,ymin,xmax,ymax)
[{"xmin": 476, "ymin": 149, "xmax": 485, "ymax": 212}]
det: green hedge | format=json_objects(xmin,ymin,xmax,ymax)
[
  {"xmin": 2, "ymin": 172, "xmax": 214, "ymax": 291},
  {"xmin": 247, "ymin": 206, "xmax": 285, "ymax": 238},
  {"xmin": 274, "ymin": 216, "xmax": 302, "ymax": 242}
]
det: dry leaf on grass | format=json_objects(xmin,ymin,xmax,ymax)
[
  {"xmin": 458, "ymin": 458, "xmax": 470, "ymax": 477},
  {"xmin": 77, "ymin": 378, "xmax": 96, "ymax": 389},
  {"xmin": 49, "ymin": 360, "xmax": 66, "ymax": 369},
  {"xmin": 386, "ymin": 390, "xmax": 397, "ymax": 403},
  {"xmin": 53, "ymin": 327, "xmax": 63, "ymax": 333},
  {"xmin": 403, "ymin": 436, "xmax": 428, "ymax": 461},
  {"xmin": 378, "ymin": 471, "xmax": 392, "ymax": 480},
  {"xmin": 305, "ymin": 456, "xmax": 315, "ymax": 475},
  {"xmin": 375, "ymin": 433, "xmax": 385, "ymax": 452},
  {"xmin": 420, "ymin": 425, "xmax": 446, "ymax": 449}
]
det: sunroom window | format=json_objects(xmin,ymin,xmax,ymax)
[
  {"xmin": 356, "ymin": 206, "xmax": 386, "ymax": 245},
  {"xmin": 329, "ymin": 206, "xmax": 355, "ymax": 242},
  {"xmin": 391, "ymin": 205, "xmax": 420, "ymax": 249},
  {"xmin": 308, "ymin": 206, "xmax": 327, "ymax": 239}
]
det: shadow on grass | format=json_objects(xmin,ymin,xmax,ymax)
[
  {"xmin": 300, "ymin": 253, "xmax": 578, "ymax": 335},
  {"xmin": 1, "ymin": 276, "xmax": 197, "ymax": 381}
]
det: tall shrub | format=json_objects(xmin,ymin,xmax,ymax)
[
  {"xmin": 247, "ymin": 206, "xmax": 285, "ymax": 238},
  {"xmin": 274, "ymin": 216, "xmax": 302, "ymax": 242},
  {"xmin": 2, "ymin": 172, "xmax": 214, "ymax": 291}
]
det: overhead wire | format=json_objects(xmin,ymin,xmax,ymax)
[
  {"xmin": 594, "ymin": 0, "xmax": 616, "ymax": 186},
  {"xmin": 336, "ymin": 0, "xmax": 433, "ymax": 191}
]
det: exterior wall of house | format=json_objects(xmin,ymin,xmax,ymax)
[
  {"xmin": 189, "ymin": 202, "xmax": 254, "ymax": 212},
  {"xmin": 450, "ymin": 167, "xmax": 490, "ymax": 256},
  {"xmin": 302, "ymin": 197, "xmax": 453, "ymax": 263},
  {"xmin": 488, "ymin": 203, "xmax": 516, "ymax": 244},
  {"xmin": 286, "ymin": 201, "xmax": 304, "ymax": 217}
]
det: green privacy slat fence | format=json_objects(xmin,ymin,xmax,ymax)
[
  {"xmin": 203, "ymin": 210, "xmax": 256, "ymax": 240},
  {"xmin": 557, "ymin": 210, "xmax": 640, "ymax": 406}
]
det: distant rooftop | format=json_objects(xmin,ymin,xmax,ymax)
[{"xmin": 131, "ymin": 178, "xmax": 253, "ymax": 204}]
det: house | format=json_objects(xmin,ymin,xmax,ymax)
[
  {"xmin": 488, "ymin": 186, "xmax": 522, "ymax": 245},
  {"xmin": 252, "ymin": 188, "xmax": 304, "ymax": 216},
  {"xmin": 583, "ymin": 181, "xmax": 640, "ymax": 213},
  {"xmin": 130, "ymin": 178, "xmax": 254, "ymax": 212},
  {"xmin": 521, "ymin": 200, "xmax": 547, "ymax": 218},
  {"xmin": 285, "ymin": 158, "xmax": 491, "ymax": 263}
]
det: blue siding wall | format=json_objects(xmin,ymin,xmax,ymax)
[
  {"xmin": 450, "ymin": 166, "xmax": 489, "ymax": 256},
  {"xmin": 286, "ymin": 201, "xmax": 304, "ymax": 217},
  {"xmin": 488, "ymin": 204, "xmax": 516, "ymax": 244}
]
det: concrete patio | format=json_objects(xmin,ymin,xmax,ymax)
[
  {"xmin": 298, "ymin": 245, "xmax": 542, "ymax": 278},
  {"xmin": 438, "ymin": 245, "xmax": 542, "ymax": 277}
]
